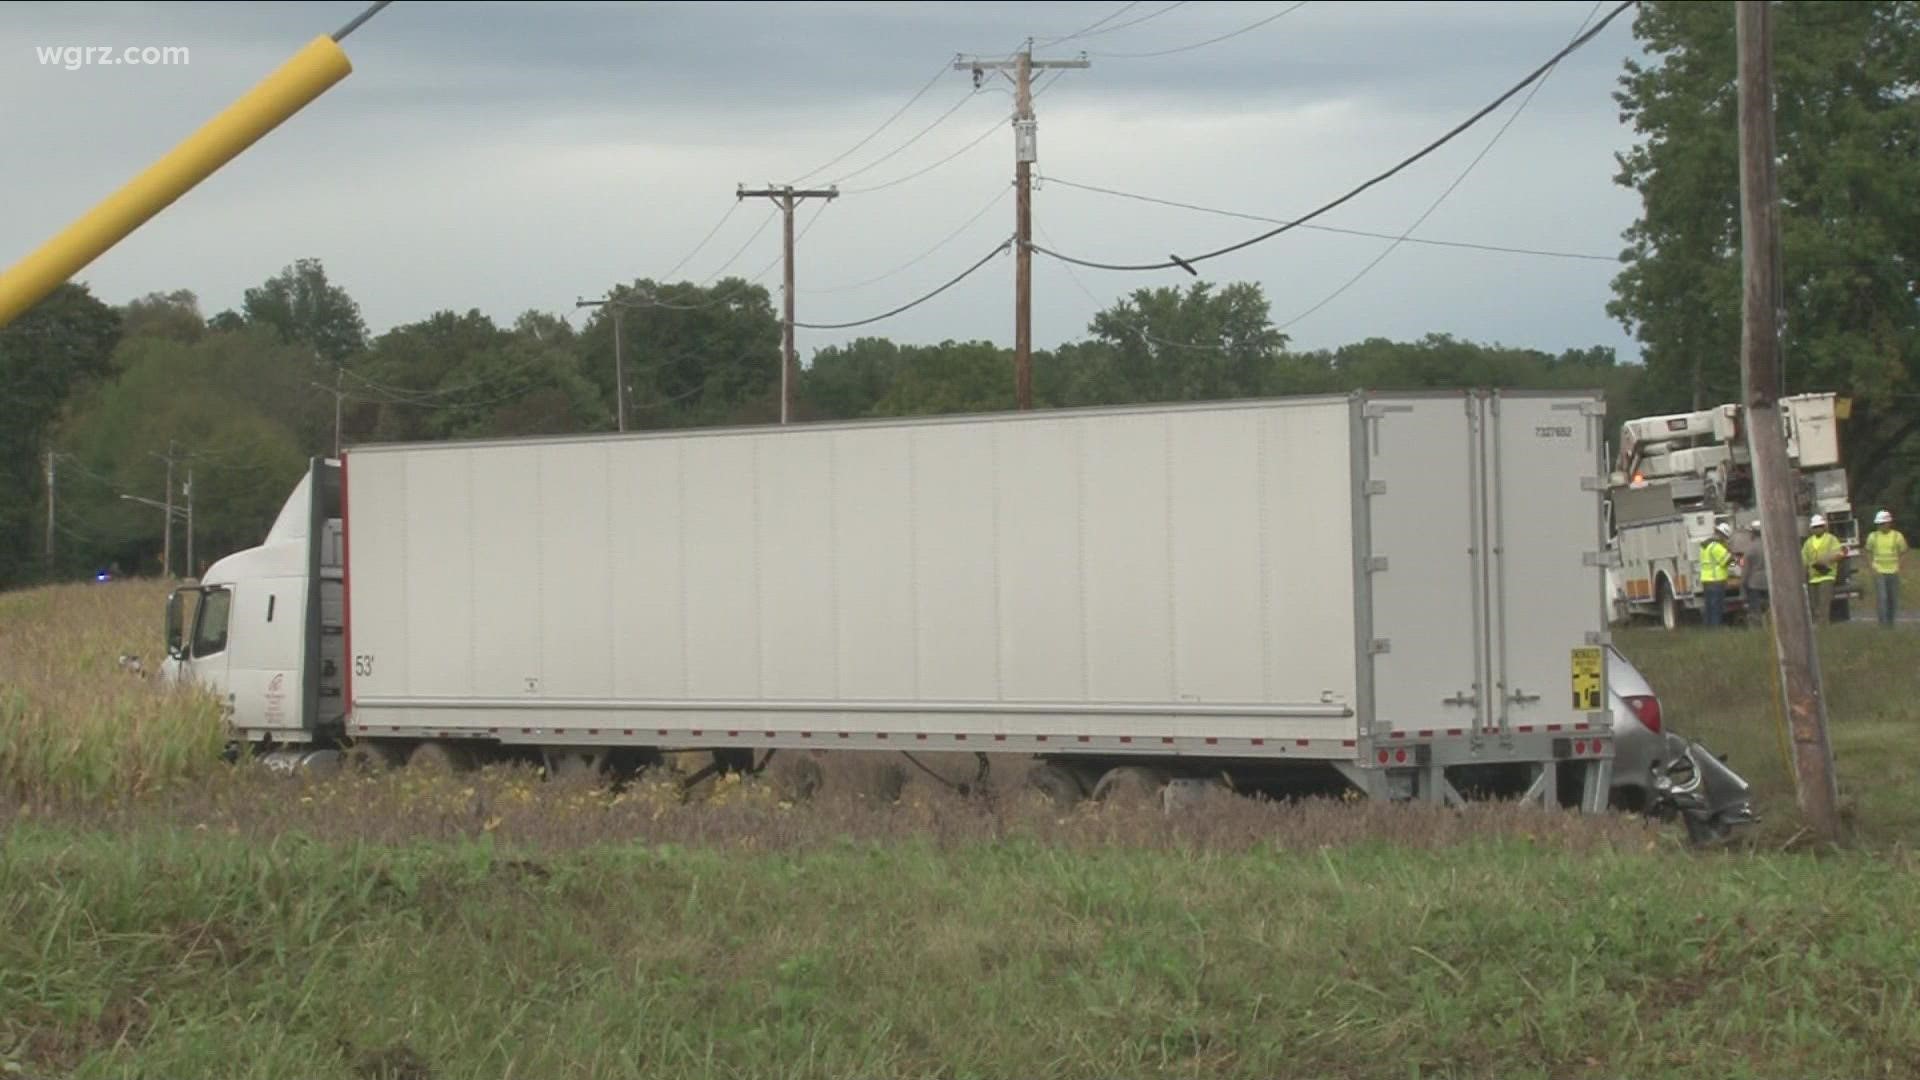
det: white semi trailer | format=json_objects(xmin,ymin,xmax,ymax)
[{"xmin": 162, "ymin": 391, "xmax": 1624, "ymax": 811}]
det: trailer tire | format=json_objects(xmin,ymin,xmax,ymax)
[
  {"xmin": 407, "ymin": 740, "xmax": 475, "ymax": 773},
  {"xmin": 344, "ymin": 740, "xmax": 405, "ymax": 773},
  {"xmin": 1092, "ymin": 765, "xmax": 1170, "ymax": 806},
  {"xmin": 1026, "ymin": 762, "xmax": 1090, "ymax": 807},
  {"xmin": 543, "ymin": 748, "xmax": 608, "ymax": 783}
]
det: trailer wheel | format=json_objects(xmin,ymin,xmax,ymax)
[
  {"xmin": 1658, "ymin": 579, "xmax": 1680, "ymax": 632},
  {"xmin": 1092, "ymin": 765, "xmax": 1170, "ymax": 806},
  {"xmin": 1026, "ymin": 762, "xmax": 1089, "ymax": 807},
  {"xmin": 542, "ymin": 748, "xmax": 608, "ymax": 783},
  {"xmin": 343, "ymin": 740, "xmax": 404, "ymax": 773},
  {"xmin": 407, "ymin": 740, "xmax": 474, "ymax": 773}
]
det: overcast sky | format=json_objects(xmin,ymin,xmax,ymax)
[{"xmin": 3, "ymin": 1, "xmax": 1651, "ymax": 360}]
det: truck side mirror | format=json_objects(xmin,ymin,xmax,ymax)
[{"xmin": 165, "ymin": 589, "xmax": 187, "ymax": 659}]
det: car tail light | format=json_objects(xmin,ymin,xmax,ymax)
[{"xmin": 1623, "ymin": 694, "xmax": 1662, "ymax": 734}]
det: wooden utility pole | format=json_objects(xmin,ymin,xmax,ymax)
[
  {"xmin": 44, "ymin": 451, "xmax": 56, "ymax": 570},
  {"xmin": 1736, "ymin": 0, "xmax": 1841, "ymax": 842},
  {"xmin": 157, "ymin": 440, "xmax": 176, "ymax": 579},
  {"xmin": 955, "ymin": 45, "xmax": 1088, "ymax": 409},
  {"xmin": 184, "ymin": 468, "xmax": 194, "ymax": 581},
  {"xmin": 573, "ymin": 298, "xmax": 630, "ymax": 432},
  {"xmin": 738, "ymin": 184, "xmax": 838, "ymax": 424}
]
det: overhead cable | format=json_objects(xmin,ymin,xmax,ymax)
[
  {"xmin": 795, "ymin": 239, "xmax": 1011, "ymax": 330},
  {"xmin": 1029, "ymin": 0, "xmax": 1636, "ymax": 273},
  {"xmin": 1277, "ymin": 0, "xmax": 1608, "ymax": 329},
  {"xmin": 1089, "ymin": 1, "xmax": 1310, "ymax": 59},
  {"xmin": 786, "ymin": 58, "xmax": 956, "ymax": 184},
  {"xmin": 1041, "ymin": 175, "xmax": 1614, "ymax": 262}
]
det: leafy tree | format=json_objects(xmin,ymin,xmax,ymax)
[
  {"xmin": 354, "ymin": 309, "xmax": 605, "ymax": 443},
  {"xmin": 575, "ymin": 278, "xmax": 782, "ymax": 429},
  {"xmin": 242, "ymin": 258, "xmax": 368, "ymax": 364},
  {"xmin": 870, "ymin": 341, "xmax": 1017, "ymax": 417},
  {"xmin": 1086, "ymin": 281, "xmax": 1290, "ymax": 405},
  {"xmin": 799, "ymin": 337, "xmax": 905, "ymax": 420},
  {"xmin": 1609, "ymin": 0, "xmax": 1920, "ymax": 503},
  {"xmin": 0, "ymin": 284, "xmax": 121, "ymax": 586},
  {"xmin": 121, "ymin": 289, "xmax": 206, "ymax": 345}
]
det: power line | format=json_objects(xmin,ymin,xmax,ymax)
[
  {"xmin": 1036, "ymin": 221, "xmax": 1242, "ymax": 355},
  {"xmin": 696, "ymin": 206, "xmax": 780, "ymax": 286},
  {"xmin": 1029, "ymin": 0, "xmax": 1636, "ymax": 273},
  {"xmin": 826, "ymin": 89, "xmax": 989, "ymax": 186},
  {"xmin": 795, "ymin": 239, "xmax": 1011, "ymax": 330},
  {"xmin": 1277, "ymin": 0, "xmax": 1606, "ymax": 330},
  {"xmin": 656, "ymin": 201, "xmax": 743, "ymax": 284},
  {"xmin": 840, "ymin": 111, "xmax": 1007, "ymax": 195},
  {"xmin": 806, "ymin": 184, "xmax": 1011, "ymax": 294},
  {"xmin": 1040, "ymin": 175, "xmax": 1615, "ymax": 261},
  {"xmin": 1035, "ymin": 2, "xmax": 1140, "ymax": 48},
  {"xmin": 1066, "ymin": 0, "xmax": 1191, "ymax": 43},
  {"xmin": 787, "ymin": 58, "xmax": 956, "ymax": 184},
  {"xmin": 1089, "ymin": 1, "xmax": 1310, "ymax": 59}
]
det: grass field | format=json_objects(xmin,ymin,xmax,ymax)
[{"xmin": 3, "ymin": 578, "xmax": 1919, "ymax": 1078}]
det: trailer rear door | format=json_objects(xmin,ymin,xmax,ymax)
[
  {"xmin": 1487, "ymin": 393, "xmax": 1608, "ymax": 733},
  {"xmin": 1362, "ymin": 394, "xmax": 1487, "ymax": 737}
]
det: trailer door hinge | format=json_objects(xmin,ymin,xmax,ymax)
[
  {"xmin": 1368, "ymin": 638, "xmax": 1392, "ymax": 655},
  {"xmin": 1585, "ymin": 631, "xmax": 1611, "ymax": 646},
  {"xmin": 1581, "ymin": 476, "xmax": 1609, "ymax": 493},
  {"xmin": 1366, "ymin": 480, "xmax": 1388, "ymax": 496},
  {"xmin": 1364, "ymin": 403, "xmax": 1415, "ymax": 419},
  {"xmin": 1367, "ymin": 556, "xmax": 1390, "ymax": 573},
  {"xmin": 1584, "ymin": 550, "xmax": 1622, "ymax": 568}
]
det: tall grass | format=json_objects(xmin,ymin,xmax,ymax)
[
  {"xmin": 1616, "ymin": 615, "xmax": 1920, "ymax": 848},
  {"xmin": 0, "ymin": 580, "xmax": 225, "ymax": 801},
  {"xmin": 4, "ymin": 826, "xmax": 1919, "ymax": 1079}
]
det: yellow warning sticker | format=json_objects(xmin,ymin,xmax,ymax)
[{"xmin": 1571, "ymin": 647, "xmax": 1604, "ymax": 712}]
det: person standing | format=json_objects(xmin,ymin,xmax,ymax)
[
  {"xmin": 1700, "ymin": 522, "xmax": 1733, "ymax": 627},
  {"xmin": 1802, "ymin": 514, "xmax": 1843, "ymax": 626},
  {"xmin": 1741, "ymin": 523, "xmax": 1769, "ymax": 622},
  {"xmin": 1864, "ymin": 509, "xmax": 1909, "ymax": 628}
]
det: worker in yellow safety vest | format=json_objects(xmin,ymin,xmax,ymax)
[
  {"xmin": 1865, "ymin": 509, "xmax": 1909, "ymax": 628},
  {"xmin": 1802, "ymin": 514, "xmax": 1844, "ymax": 626},
  {"xmin": 1700, "ymin": 521, "xmax": 1733, "ymax": 627}
]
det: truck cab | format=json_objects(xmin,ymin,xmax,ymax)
[{"xmin": 162, "ymin": 459, "xmax": 345, "ymax": 752}]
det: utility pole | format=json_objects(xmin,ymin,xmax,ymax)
[
  {"xmin": 156, "ymin": 440, "xmax": 176, "ymax": 579},
  {"xmin": 955, "ymin": 44, "xmax": 1088, "ymax": 410},
  {"xmin": 574, "ymin": 298, "xmax": 629, "ymax": 432},
  {"xmin": 184, "ymin": 468, "xmax": 194, "ymax": 581},
  {"xmin": 738, "ymin": 184, "xmax": 838, "ymax": 424},
  {"xmin": 44, "ymin": 451, "xmax": 56, "ymax": 571},
  {"xmin": 1736, "ymin": 0, "xmax": 1840, "ymax": 843}
]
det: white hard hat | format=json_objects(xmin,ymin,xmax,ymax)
[
  {"xmin": 1809, "ymin": 514, "xmax": 1827, "ymax": 528},
  {"xmin": 1715, "ymin": 522, "xmax": 1733, "ymax": 537},
  {"xmin": 1876, "ymin": 510, "xmax": 1894, "ymax": 525}
]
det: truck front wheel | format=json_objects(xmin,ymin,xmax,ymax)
[{"xmin": 1658, "ymin": 579, "xmax": 1680, "ymax": 632}]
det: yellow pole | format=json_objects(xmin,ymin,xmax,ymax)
[{"xmin": 0, "ymin": 36, "xmax": 352, "ymax": 329}]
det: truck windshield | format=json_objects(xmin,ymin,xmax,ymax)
[{"xmin": 192, "ymin": 588, "xmax": 232, "ymax": 657}]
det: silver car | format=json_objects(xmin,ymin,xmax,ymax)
[{"xmin": 1607, "ymin": 645, "xmax": 1756, "ymax": 842}]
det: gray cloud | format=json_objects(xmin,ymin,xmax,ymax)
[{"xmin": 2, "ymin": 1, "xmax": 1651, "ymax": 361}]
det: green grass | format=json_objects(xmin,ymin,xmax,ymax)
[
  {"xmin": 1616, "ymin": 613, "xmax": 1920, "ymax": 849},
  {"xmin": 6, "ymin": 581, "xmax": 1920, "ymax": 1078},
  {"xmin": 5, "ymin": 826, "xmax": 1920, "ymax": 1080}
]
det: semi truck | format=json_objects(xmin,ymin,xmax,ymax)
[
  {"xmin": 1605, "ymin": 392, "xmax": 1858, "ymax": 628},
  {"xmin": 163, "ymin": 390, "xmax": 1631, "ymax": 812}
]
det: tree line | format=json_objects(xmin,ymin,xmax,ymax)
[
  {"xmin": 1, "ymin": 0, "xmax": 1912, "ymax": 589},
  {"xmin": 0, "ymin": 261, "xmax": 1646, "ymax": 586}
]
